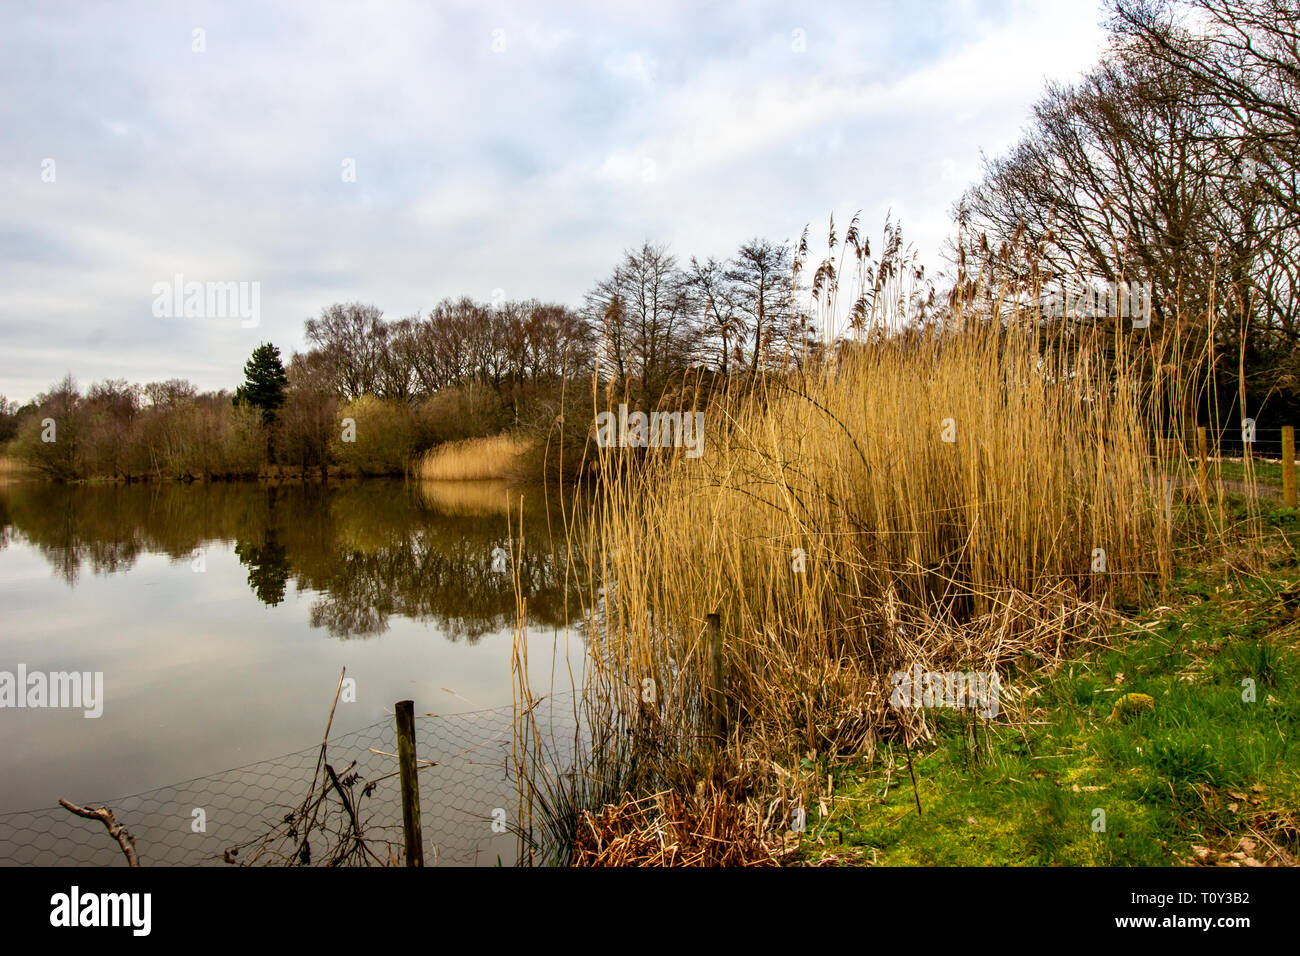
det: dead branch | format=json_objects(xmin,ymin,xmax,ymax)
[{"xmin": 58, "ymin": 799, "xmax": 139, "ymax": 867}]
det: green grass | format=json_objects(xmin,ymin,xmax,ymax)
[
  {"xmin": 801, "ymin": 500, "xmax": 1300, "ymax": 866},
  {"xmin": 1173, "ymin": 458, "xmax": 1289, "ymax": 487},
  {"xmin": 1213, "ymin": 459, "xmax": 1288, "ymax": 487}
]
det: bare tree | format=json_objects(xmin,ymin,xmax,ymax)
[
  {"xmin": 586, "ymin": 243, "xmax": 694, "ymax": 404},
  {"xmin": 683, "ymin": 256, "xmax": 742, "ymax": 375},
  {"xmin": 726, "ymin": 238, "xmax": 795, "ymax": 373},
  {"xmin": 304, "ymin": 303, "xmax": 386, "ymax": 399}
]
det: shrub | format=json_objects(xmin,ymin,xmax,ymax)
[
  {"xmin": 416, "ymin": 384, "xmax": 510, "ymax": 446},
  {"xmin": 331, "ymin": 396, "xmax": 417, "ymax": 475},
  {"xmin": 276, "ymin": 388, "xmax": 338, "ymax": 474},
  {"xmin": 10, "ymin": 377, "xmax": 83, "ymax": 480}
]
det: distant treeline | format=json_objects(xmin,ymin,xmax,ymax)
[
  {"xmin": 0, "ymin": 233, "xmax": 840, "ymax": 481},
  {"xmin": 5, "ymin": 1, "xmax": 1298, "ymax": 478}
]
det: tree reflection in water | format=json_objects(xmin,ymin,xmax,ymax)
[{"xmin": 0, "ymin": 479, "xmax": 581, "ymax": 641}]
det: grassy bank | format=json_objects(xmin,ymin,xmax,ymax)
[
  {"xmin": 1, "ymin": 462, "xmax": 394, "ymax": 484},
  {"xmin": 1206, "ymin": 458, "xmax": 1287, "ymax": 487},
  {"xmin": 798, "ymin": 497, "xmax": 1300, "ymax": 866}
]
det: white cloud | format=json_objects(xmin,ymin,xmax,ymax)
[
  {"xmin": 603, "ymin": 50, "xmax": 656, "ymax": 86},
  {"xmin": 0, "ymin": 0, "xmax": 1109, "ymax": 402}
]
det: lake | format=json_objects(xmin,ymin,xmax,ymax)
[{"xmin": 0, "ymin": 478, "xmax": 586, "ymax": 865}]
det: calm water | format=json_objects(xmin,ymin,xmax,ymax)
[{"xmin": 0, "ymin": 478, "xmax": 585, "ymax": 863}]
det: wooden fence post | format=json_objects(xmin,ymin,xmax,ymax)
[
  {"xmin": 394, "ymin": 699, "xmax": 424, "ymax": 867},
  {"xmin": 1285, "ymin": 426, "xmax": 1296, "ymax": 508},
  {"xmin": 706, "ymin": 612, "xmax": 725, "ymax": 741}
]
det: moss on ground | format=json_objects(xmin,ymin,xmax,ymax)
[{"xmin": 800, "ymin": 499, "xmax": 1300, "ymax": 866}]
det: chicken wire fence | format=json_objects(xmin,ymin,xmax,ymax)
[{"xmin": 0, "ymin": 693, "xmax": 580, "ymax": 867}]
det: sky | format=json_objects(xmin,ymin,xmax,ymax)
[{"xmin": 0, "ymin": 0, "xmax": 1110, "ymax": 403}]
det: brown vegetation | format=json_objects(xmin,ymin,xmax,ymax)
[
  {"xmin": 513, "ymin": 209, "xmax": 1243, "ymax": 862},
  {"xmin": 418, "ymin": 433, "xmax": 533, "ymax": 482},
  {"xmin": 572, "ymin": 790, "xmax": 793, "ymax": 867}
]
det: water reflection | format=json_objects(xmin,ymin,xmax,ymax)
[{"xmin": 0, "ymin": 479, "xmax": 577, "ymax": 641}]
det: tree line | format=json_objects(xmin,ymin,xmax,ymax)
[
  {"xmin": 953, "ymin": 0, "xmax": 1300, "ymax": 430},
  {"xmin": 5, "ymin": 0, "xmax": 1295, "ymax": 476},
  {"xmin": 0, "ymin": 233, "xmax": 836, "ymax": 479}
]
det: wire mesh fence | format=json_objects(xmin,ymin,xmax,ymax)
[
  {"xmin": 0, "ymin": 693, "xmax": 581, "ymax": 867},
  {"xmin": 1150, "ymin": 425, "xmax": 1296, "ymax": 460}
]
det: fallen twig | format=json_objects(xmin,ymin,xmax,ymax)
[{"xmin": 58, "ymin": 799, "xmax": 139, "ymax": 867}]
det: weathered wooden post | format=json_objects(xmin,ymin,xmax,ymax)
[
  {"xmin": 706, "ymin": 612, "xmax": 725, "ymax": 742},
  {"xmin": 1284, "ymin": 426, "xmax": 1296, "ymax": 508},
  {"xmin": 1197, "ymin": 426, "xmax": 1208, "ymax": 495},
  {"xmin": 394, "ymin": 699, "xmax": 424, "ymax": 867}
]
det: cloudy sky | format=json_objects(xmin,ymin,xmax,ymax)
[{"xmin": 0, "ymin": 0, "xmax": 1108, "ymax": 403}]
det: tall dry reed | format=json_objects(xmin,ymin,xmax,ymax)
[
  {"xmin": 512, "ymin": 226, "xmax": 1239, "ymax": 862},
  {"xmin": 418, "ymin": 433, "xmax": 532, "ymax": 482},
  {"xmin": 579, "ymin": 314, "xmax": 1168, "ymax": 760}
]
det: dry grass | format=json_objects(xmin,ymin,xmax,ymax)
[
  {"xmin": 563, "ymin": 313, "xmax": 1179, "ymax": 774},
  {"xmin": 572, "ymin": 789, "xmax": 794, "ymax": 866},
  {"xmin": 418, "ymin": 433, "xmax": 532, "ymax": 482},
  {"xmin": 511, "ymin": 243, "xmax": 1239, "ymax": 864}
]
